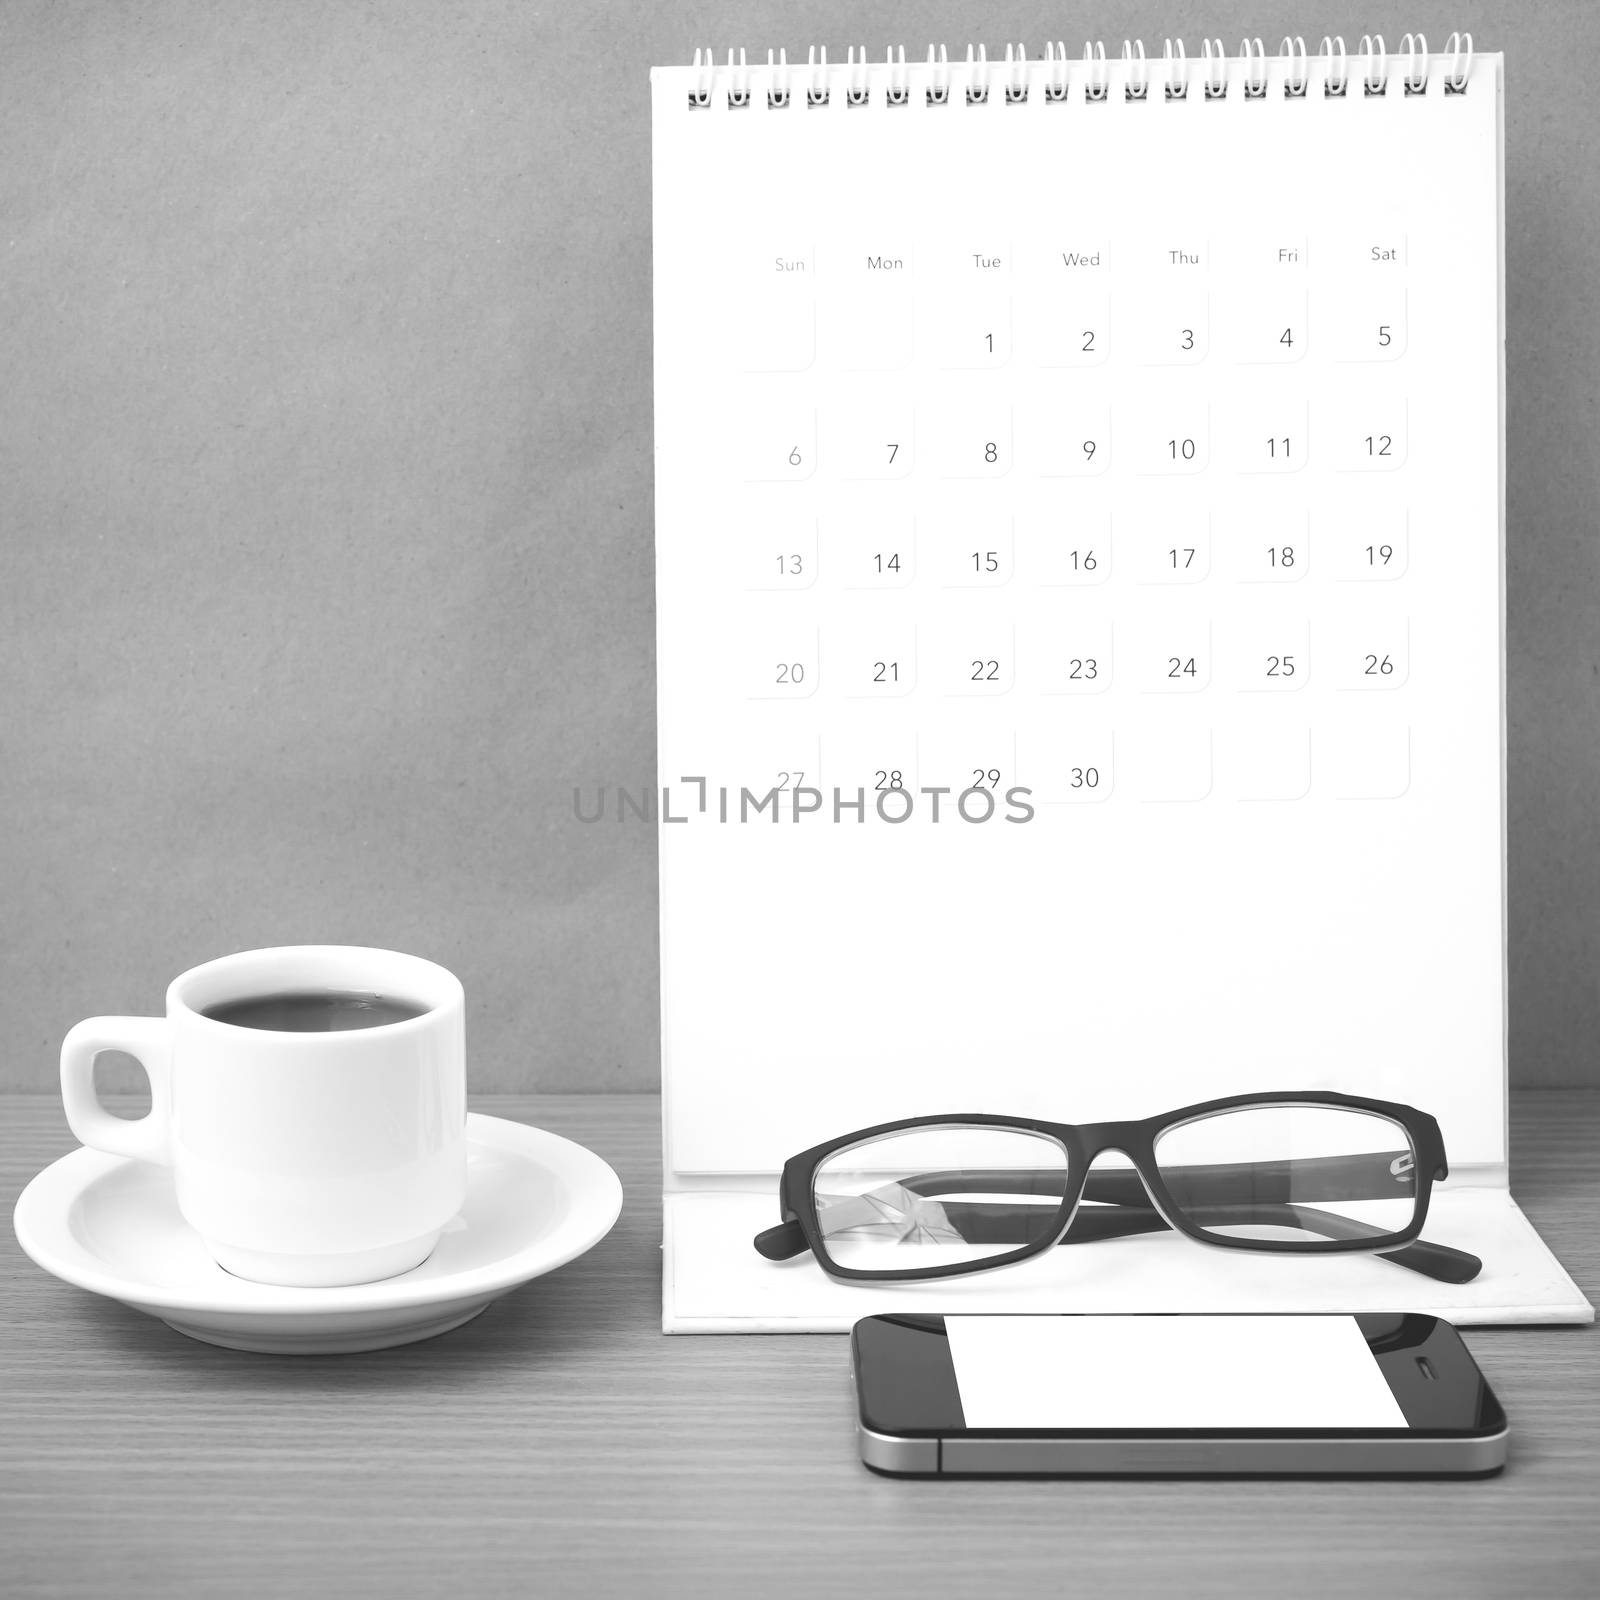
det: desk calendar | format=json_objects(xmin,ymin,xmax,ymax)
[{"xmin": 650, "ymin": 37, "xmax": 1591, "ymax": 1330}]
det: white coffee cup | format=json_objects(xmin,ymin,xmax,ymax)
[{"xmin": 60, "ymin": 945, "xmax": 467, "ymax": 1288}]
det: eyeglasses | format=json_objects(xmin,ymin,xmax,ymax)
[{"xmin": 753, "ymin": 1092, "xmax": 1481, "ymax": 1284}]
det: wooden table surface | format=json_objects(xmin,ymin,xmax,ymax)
[{"xmin": 3, "ymin": 1090, "xmax": 1597, "ymax": 1599}]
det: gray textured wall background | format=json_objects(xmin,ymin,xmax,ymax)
[{"xmin": 1, "ymin": 1, "xmax": 1595, "ymax": 1094}]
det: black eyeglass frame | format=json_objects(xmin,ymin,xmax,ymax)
[{"xmin": 757, "ymin": 1090, "xmax": 1458, "ymax": 1284}]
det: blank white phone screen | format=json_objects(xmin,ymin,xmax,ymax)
[{"xmin": 945, "ymin": 1315, "xmax": 1407, "ymax": 1430}]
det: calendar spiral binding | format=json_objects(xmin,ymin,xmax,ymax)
[{"xmin": 688, "ymin": 32, "xmax": 1474, "ymax": 110}]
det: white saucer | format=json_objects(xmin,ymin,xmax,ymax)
[{"xmin": 12, "ymin": 1113, "xmax": 624, "ymax": 1354}]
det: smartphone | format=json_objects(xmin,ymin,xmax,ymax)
[{"xmin": 853, "ymin": 1312, "xmax": 1506, "ymax": 1477}]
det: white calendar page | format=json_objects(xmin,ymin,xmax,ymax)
[{"xmin": 652, "ymin": 48, "xmax": 1586, "ymax": 1329}]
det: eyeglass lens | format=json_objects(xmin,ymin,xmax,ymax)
[
  {"xmin": 812, "ymin": 1127, "xmax": 1070, "ymax": 1272},
  {"xmin": 1151, "ymin": 1104, "xmax": 1420, "ymax": 1246}
]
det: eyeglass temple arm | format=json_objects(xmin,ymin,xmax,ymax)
[
  {"xmin": 825, "ymin": 1151, "xmax": 1433, "ymax": 1210},
  {"xmin": 911, "ymin": 1155, "xmax": 1475, "ymax": 1283},
  {"xmin": 752, "ymin": 1152, "xmax": 1479, "ymax": 1284},
  {"xmin": 766, "ymin": 1151, "xmax": 1432, "ymax": 1223},
  {"xmin": 902, "ymin": 1193, "xmax": 1478, "ymax": 1282},
  {"xmin": 1050, "ymin": 1201, "xmax": 1481, "ymax": 1284},
  {"xmin": 753, "ymin": 1192, "xmax": 1478, "ymax": 1283},
  {"xmin": 1078, "ymin": 1150, "xmax": 1442, "ymax": 1207},
  {"xmin": 775, "ymin": 1150, "xmax": 1430, "ymax": 1217}
]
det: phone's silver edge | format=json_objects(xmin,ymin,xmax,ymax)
[
  {"xmin": 861, "ymin": 1425, "xmax": 941, "ymax": 1474},
  {"xmin": 859, "ymin": 1423, "xmax": 1507, "ymax": 1476}
]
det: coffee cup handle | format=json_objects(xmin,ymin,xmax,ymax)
[{"xmin": 60, "ymin": 1018, "xmax": 173, "ymax": 1166}]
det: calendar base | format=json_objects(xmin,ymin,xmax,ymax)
[{"xmin": 662, "ymin": 1185, "xmax": 1592, "ymax": 1332}]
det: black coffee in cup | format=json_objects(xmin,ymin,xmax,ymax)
[{"xmin": 201, "ymin": 991, "xmax": 429, "ymax": 1032}]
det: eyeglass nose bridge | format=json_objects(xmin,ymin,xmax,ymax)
[{"xmin": 1046, "ymin": 1136, "xmax": 1166, "ymax": 1244}]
